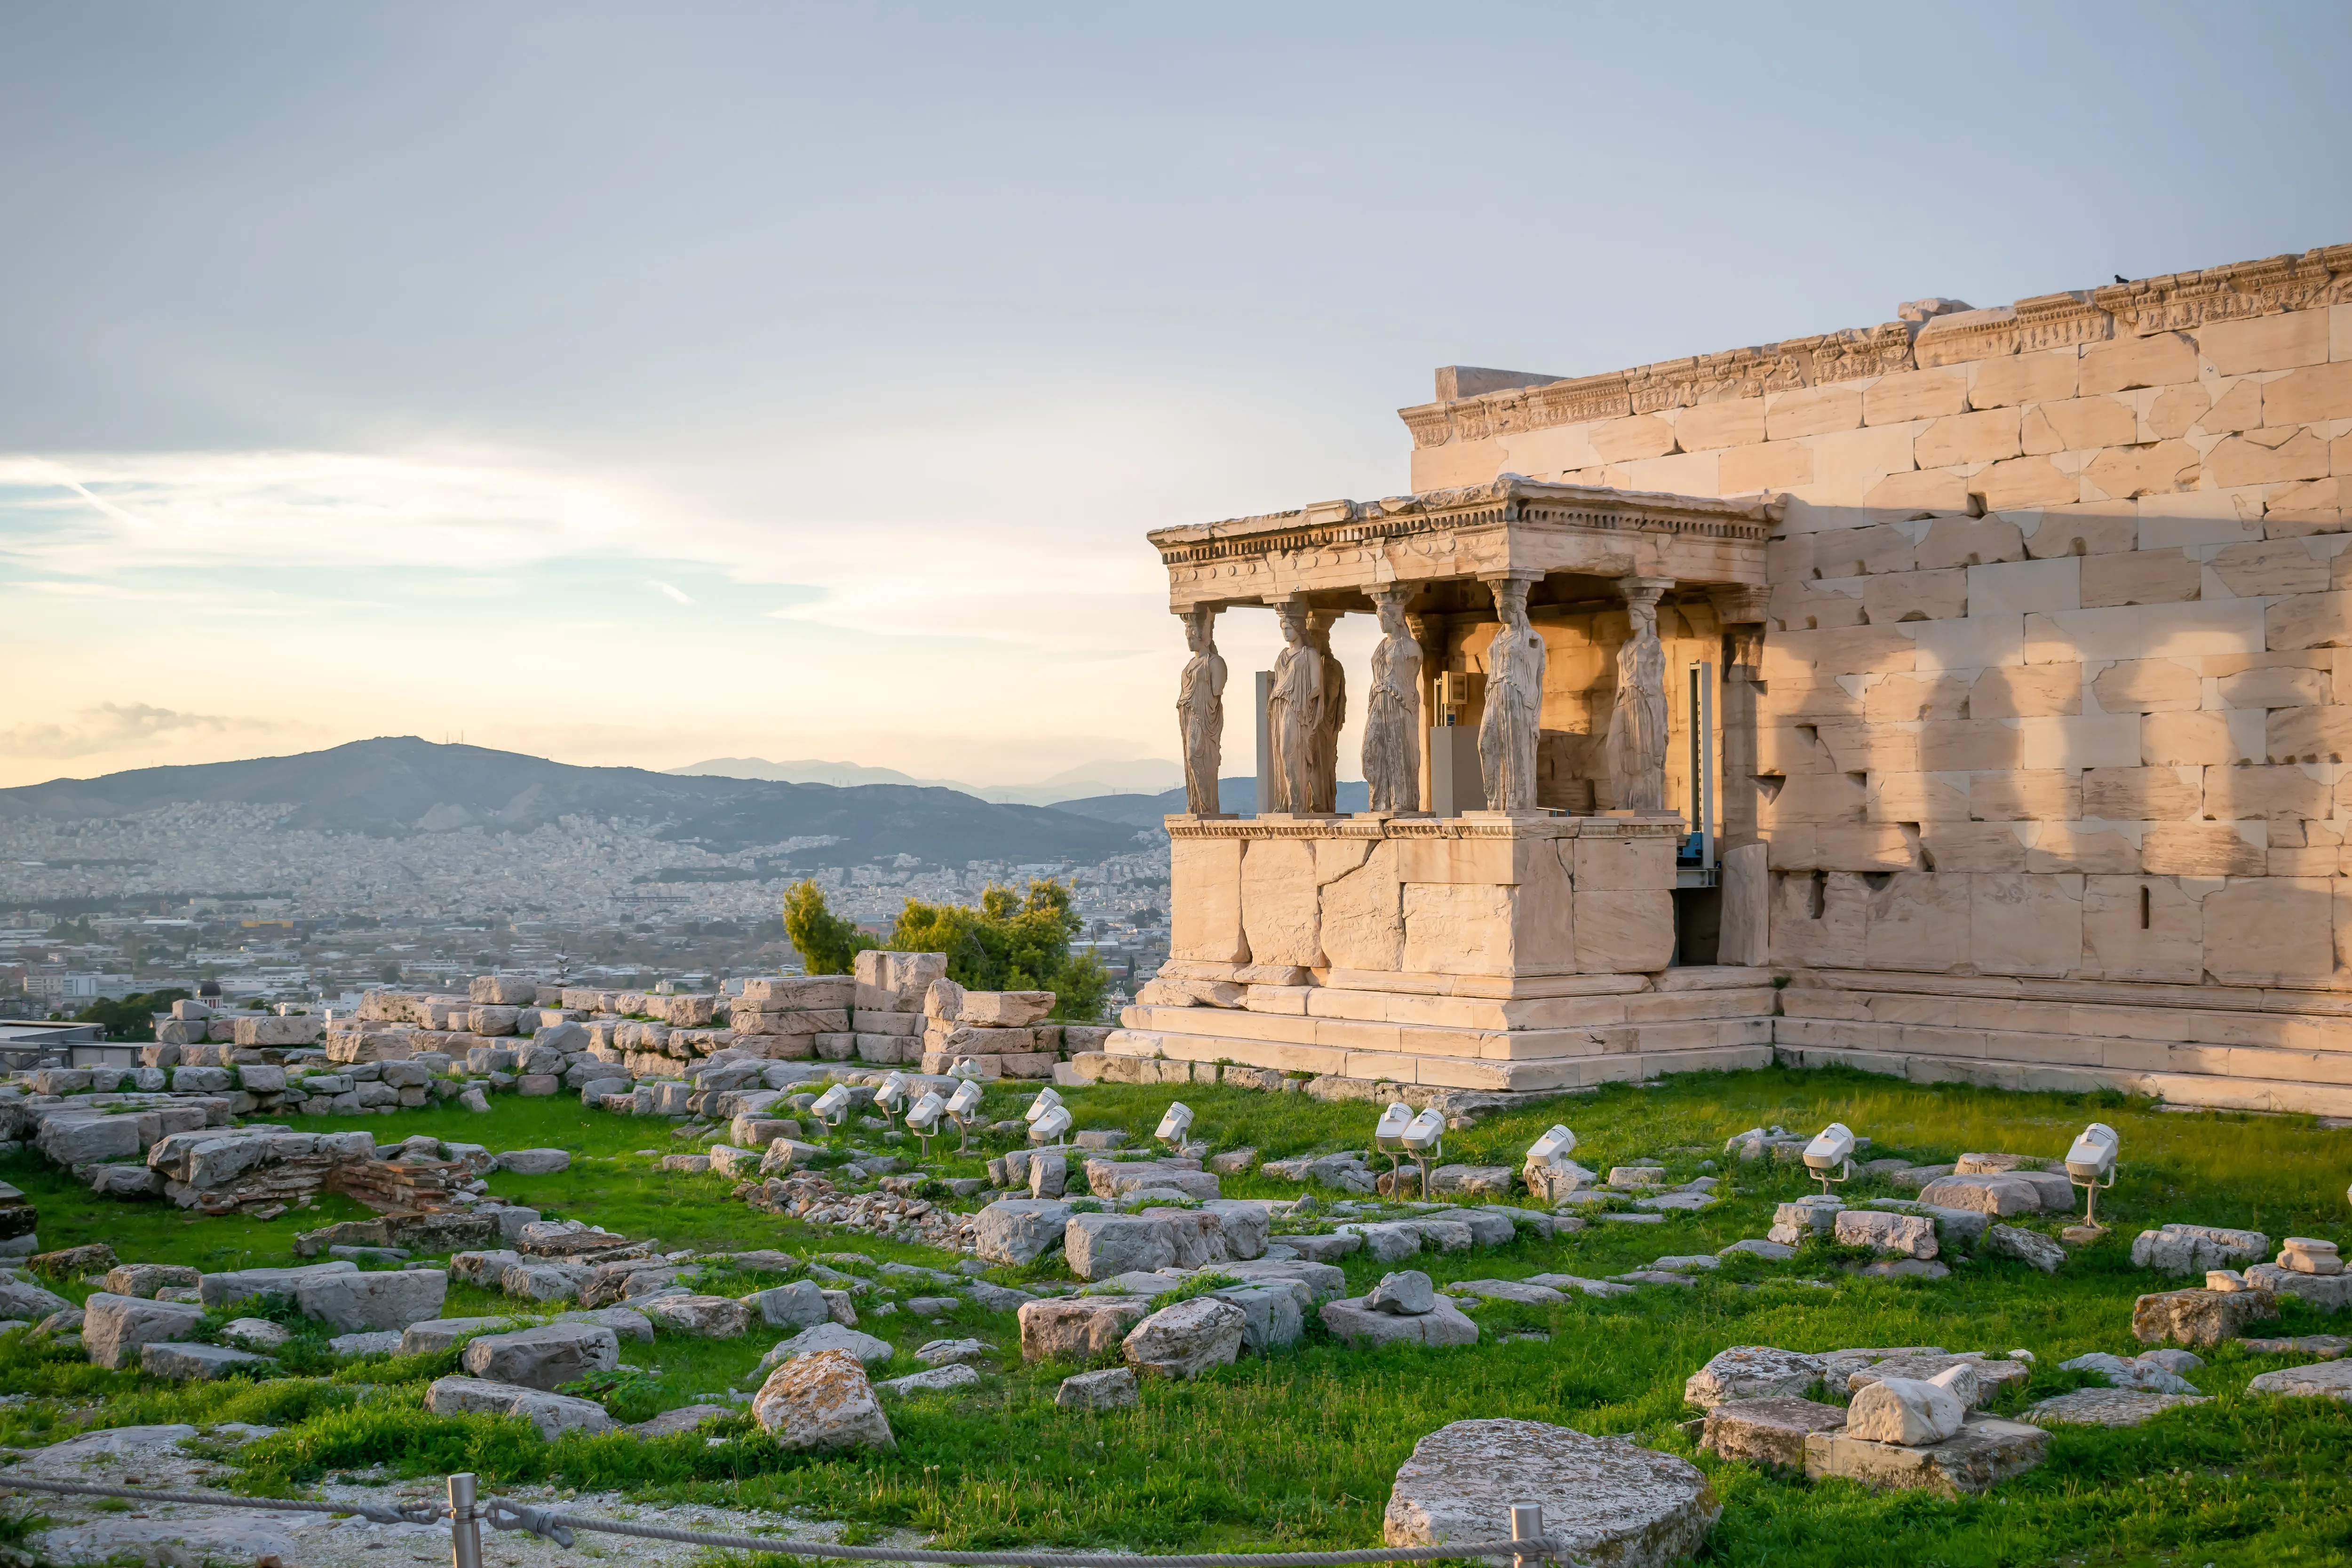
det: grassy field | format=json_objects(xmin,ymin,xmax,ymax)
[{"xmin": 4, "ymin": 1067, "xmax": 2351, "ymax": 1567}]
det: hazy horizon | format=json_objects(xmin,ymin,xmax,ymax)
[{"xmin": 5, "ymin": 2, "xmax": 2348, "ymax": 791}]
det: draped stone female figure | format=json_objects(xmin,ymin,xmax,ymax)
[
  {"xmin": 1362, "ymin": 587, "xmax": 1422, "ymax": 812},
  {"xmin": 1606, "ymin": 578, "xmax": 1670, "ymax": 812},
  {"xmin": 1175, "ymin": 604, "xmax": 1226, "ymax": 815},
  {"xmin": 1307, "ymin": 611, "xmax": 1345, "ymax": 814},
  {"xmin": 1477, "ymin": 578, "xmax": 1545, "ymax": 812},
  {"xmin": 1264, "ymin": 602, "xmax": 1322, "ymax": 813}
]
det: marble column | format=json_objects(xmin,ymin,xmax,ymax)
[
  {"xmin": 1362, "ymin": 587, "xmax": 1422, "ymax": 812},
  {"xmin": 1605, "ymin": 575, "xmax": 1673, "ymax": 813},
  {"xmin": 1404, "ymin": 609, "xmax": 1442, "ymax": 814},
  {"xmin": 1175, "ymin": 604, "xmax": 1227, "ymax": 817}
]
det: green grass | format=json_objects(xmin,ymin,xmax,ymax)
[{"xmin": 3, "ymin": 1067, "xmax": 2349, "ymax": 1565}]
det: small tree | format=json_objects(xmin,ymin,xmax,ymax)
[
  {"xmin": 782, "ymin": 880, "xmax": 875, "ymax": 975},
  {"xmin": 890, "ymin": 879, "xmax": 1112, "ymax": 1021},
  {"xmin": 71, "ymin": 988, "xmax": 192, "ymax": 1043}
]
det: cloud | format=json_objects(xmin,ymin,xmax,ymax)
[
  {"xmin": 0, "ymin": 702, "xmax": 301, "ymax": 759},
  {"xmin": 647, "ymin": 578, "xmax": 695, "ymax": 605}
]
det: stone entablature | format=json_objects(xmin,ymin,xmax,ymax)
[{"xmin": 1148, "ymin": 478, "xmax": 1770, "ymax": 613}]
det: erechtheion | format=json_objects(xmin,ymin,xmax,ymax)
[{"xmin": 1117, "ymin": 242, "xmax": 2352, "ymax": 1115}]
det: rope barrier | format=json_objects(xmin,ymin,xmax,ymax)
[
  {"xmin": 472, "ymin": 1501, "xmax": 1566, "ymax": 1566},
  {"xmin": 0, "ymin": 1474, "xmax": 444, "ymax": 1527},
  {"xmin": 0, "ymin": 1470, "xmax": 1581, "ymax": 1568}
]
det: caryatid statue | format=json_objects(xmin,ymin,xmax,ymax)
[
  {"xmin": 1264, "ymin": 600, "xmax": 1323, "ymax": 814},
  {"xmin": 1362, "ymin": 586, "xmax": 1422, "ymax": 812},
  {"xmin": 1175, "ymin": 604, "xmax": 1226, "ymax": 816},
  {"xmin": 1306, "ymin": 610, "xmax": 1346, "ymax": 814},
  {"xmin": 1606, "ymin": 576, "xmax": 1671, "ymax": 812},
  {"xmin": 1477, "ymin": 577, "xmax": 1545, "ymax": 812}
]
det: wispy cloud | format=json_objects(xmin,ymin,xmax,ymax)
[
  {"xmin": 647, "ymin": 578, "xmax": 695, "ymax": 605},
  {"xmin": 0, "ymin": 702, "xmax": 302, "ymax": 760}
]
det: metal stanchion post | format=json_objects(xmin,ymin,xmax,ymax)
[
  {"xmin": 448, "ymin": 1472, "xmax": 483, "ymax": 1568},
  {"xmin": 1510, "ymin": 1503, "xmax": 1543, "ymax": 1568}
]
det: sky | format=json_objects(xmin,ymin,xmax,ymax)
[{"xmin": 3, "ymin": 2, "xmax": 2348, "ymax": 792}]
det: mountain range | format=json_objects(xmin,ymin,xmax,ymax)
[
  {"xmin": 669, "ymin": 755, "xmax": 1184, "ymax": 807},
  {"xmin": 1048, "ymin": 778, "xmax": 1369, "ymax": 828},
  {"xmin": 0, "ymin": 738, "xmax": 1148, "ymax": 866}
]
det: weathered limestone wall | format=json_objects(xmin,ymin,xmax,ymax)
[
  {"xmin": 1399, "ymin": 245, "xmax": 2352, "ymax": 1112},
  {"xmin": 1125, "ymin": 817, "xmax": 1776, "ymax": 1091}
]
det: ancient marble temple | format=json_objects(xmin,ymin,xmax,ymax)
[{"xmin": 1116, "ymin": 242, "xmax": 2352, "ymax": 1115}]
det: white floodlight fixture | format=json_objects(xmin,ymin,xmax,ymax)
[
  {"xmin": 946, "ymin": 1078, "xmax": 985, "ymax": 1154},
  {"xmin": 2064, "ymin": 1122, "xmax": 2121, "ymax": 1226},
  {"xmin": 1527, "ymin": 1125, "xmax": 1577, "ymax": 1164},
  {"xmin": 810, "ymin": 1082, "xmax": 853, "ymax": 1133},
  {"xmin": 949, "ymin": 1059, "xmax": 985, "ymax": 1082},
  {"xmin": 1156, "ymin": 1101, "xmax": 1195, "ymax": 1151},
  {"xmin": 1803, "ymin": 1122, "xmax": 1855, "ymax": 1194},
  {"xmin": 906, "ymin": 1089, "xmax": 946, "ymax": 1156},
  {"xmin": 1024, "ymin": 1087, "xmax": 1065, "ymax": 1125},
  {"xmin": 1029, "ymin": 1102, "xmax": 1073, "ymax": 1146},
  {"xmin": 1372, "ymin": 1101, "xmax": 1414, "ymax": 1188},
  {"xmin": 1400, "ymin": 1106, "xmax": 1446, "ymax": 1196},
  {"xmin": 875, "ymin": 1071, "xmax": 909, "ymax": 1123}
]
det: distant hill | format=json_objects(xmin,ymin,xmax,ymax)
[
  {"xmin": 672, "ymin": 754, "xmax": 1184, "ymax": 807},
  {"xmin": 1051, "ymin": 778, "xmax": 1369, "ymax": 827},
  {"xmin": 0, "ymin": 738, "xmax": 1145, "ymax": 865}
]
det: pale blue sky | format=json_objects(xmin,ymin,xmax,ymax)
[{"xmin": 4, "ymin": 2, "xmax": 2346, "ymax": 787}]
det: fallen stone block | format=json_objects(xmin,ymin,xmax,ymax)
[
  {"xmin": 1982, "ymin": 1225, "xmax": 2066, "ymax": 1273},
  {"xmin": 1382, "ymin": 1419, "xmax": 1719, "ymax": 1568},
  {"xmin": 1685, "ymin": 1346, "xmax": 1825, "ymax": 1410},
  {"xmin": 81, "ymin": 1293, "xmax": 205, "ymax": 1369},
  {"xmin": 971, "ymin": 1199, "xmax": 1071, "ymax": 1267},
  {"xmin": 2024, "ymin": 1388, "xmax": 2210, "ymax": 1426},
  {"xmin": 294, "ymin": 1268, "xmax": 448, "ymax": 1331},
  {"xmin": 753, "ymin": 1348, "xmax": 895, "ymax": 1451},
  {"xmin": 1320, "ymin": 1296, "xmax": 1478, "ymax": 1348},
  {"xmin": 1846, "ymin": 1375, "xmax": 1966, "ymax": 1446},
  {"xmin": 876, "ymin": 1363, "xmax": 982, "ymax": 1397},
  {"xmin": 101, "ymin": 1264, "xmax": 201, "ymax": 1298},
  {"xmin": 140, "ymin": 1342, "xmax": 272, "ymax": 1380},
  {"xmin": 2131, "ymin": 1224, "xmax": 2269, "ymax": 1276},
  {"xmin": 1056, "ymin": 1366, "xmax": 1139, "ymax": 1410},
  {"xmin": 1123, "ymin": 1297, "xmax": 1245, "ymax": 1379},
  {"xmin": 399, "ymin": 1316, "xmax": 523, "ymax": 1356},
  {"xmin": 2133, "ymin": 1288, "xmax": 2277, "ymax": 1347},
  {"xmin": 1700, "ymin": 1397, "xmax": 1847, "ymax": 1468},
  {"xmin": 2058, "ymin": 1352, "xmax": 2198, "ymax": 1394},
  {"xmin": 642, "ymin": 1294, "xmax": 753, "ymax": 1338},
  {"xmin": 1018, "ymin": 1296, "xmax": 1151, "ymax": 1361},
  {"xmin": 2244, "ymin": 1359, "xmax": 2352, "ymax": 1402},
  {"xmin": 1835, "ymin": 1210, "xmax": 1938, "ymax": 1259},
  {"xmin": 460, "ymin": 1322, "xmax": 620, "ymax": 1390},
  {"xmin": 425, "ymin": 1375, "xmax": 615, "ymax": 1440},
  {"xmin": 758, "ymin": 1321, "xmax": 894, "ymax": 1369},
  {"xmin": 1803, "ymin": 1416, "xmax": 2048, "ymax": 1496},
  {"xmin": 1917, "ymin": 1174, "xmax": 2043, "ymax": 1217},
  {"xmin": 2244, "ymin": 1264, "xmax": 2352, "ymax": 1313}
]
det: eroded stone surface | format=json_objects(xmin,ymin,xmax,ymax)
[
  {"xmin": 1321, "ymin": 1296, "xmax": 1479, "ymax": 1348},
  {"xmin": 1684, "ymin": 1346, "xmax": 1825, "ymax": 1410},
  {"xmin": 2133, "ymin": 1288, "xmax": 2278, "ymax": 1346},
  {"xmin": 1123, "ymin": 1297, "xmax": 1245, "ymax": 1379},
  {"xmin": 1057, "ymin": 1367, "xmax": 1139, "ymax": 1410},
  {"xmin": 2245, "ymin": 1359, "xmax": 2352, "ymax": 1401},
  {"xmin": 1383, "ymin": 1419, "xmax": 1719, "ymax": 1568},
  {"xmin": 1804, "ymin": 1416, "xmax": 2048, "ymax": 1496},
  {"xmin": 1700, "ymin": 1397, "xmax": 1846, "ymax": 1468},
  {"xmin": 752, "ymin": 1348, "xmax": 896, "ymax": 1451},
  {"xmin": 2024, "ymin": 1388, "xmax": 2211, "ymax": 1427}
]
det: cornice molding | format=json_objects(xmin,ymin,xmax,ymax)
[{"xmin": 1398, "ymin": 243, "xmax": 2352, "ymax": 450}]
